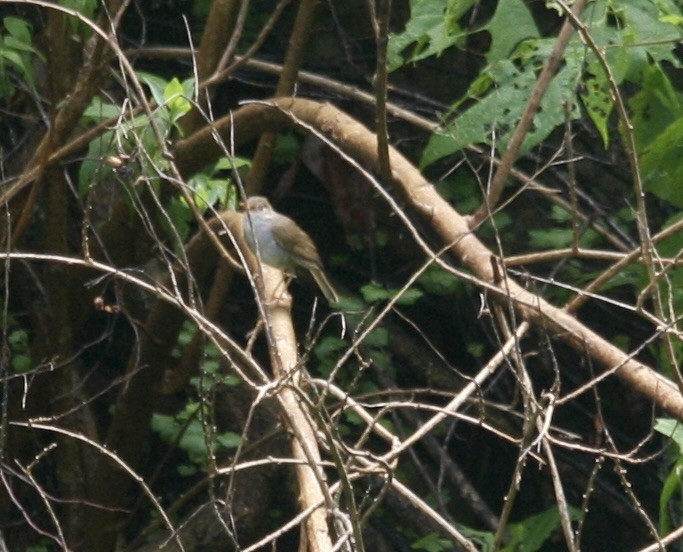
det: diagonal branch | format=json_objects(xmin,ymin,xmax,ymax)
[{"xmin": 175, "ymin": 97, "xmax": 683, "ymax": 420}]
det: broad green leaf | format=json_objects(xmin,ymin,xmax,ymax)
[
  {"xmin": 422, "ymin": 0, "xmax": 682, "ymax": 164},
  {"xmin": 163, "ymin": 77, "xmax": 191, "ymax": 123},
  {"xmin": 364, "ymin": 328, "xmax": 389, "ymax": 348},
  {"xmin": 417, "ymin": 265, "xmax": 461, "ymax": 296},
  {"xmin": 422, "ymin": 54, "xmax": 578, "ymax": 164},
  {"xmin": 188, "ymin": 173, "xmax": 230, "ymax": 211},
  {"xmin": 0, "ymin": 49, "xmax": 27, "ymax": 74},
  {"xmin": 216, "ymin": 432, "xmax": 241, "ymax": 449},
  {"xmin": 4, "ymin": 35, "xmax": 40, "ymax": 55},
  {"xmin": 655, "ymin": 418, "xmax": 683, "ymax": 452},
  {"xmin": 166, "ymin": 198, "xmax": 193, "ymax": 242},
  {"xmin": 387, "ymin": 0, "xmax": 473, "ymax": 71},
  {"xmin": 59, "ymin": 0, "xmax": 97, "ymax": 18},
  {"xmin": 314, "ymin": 336, "xmax": 347, "ymax": 360},
  {"xmin": 8, "ymin": 329, "xmax": 28, "ymax": 351},
  {"xmin": 394, "ymin": 287, "xmax": 424, "ymax": 305},
  {"xmin": 485, "ymin": 0, "xmax": 538, "ymax": 63},
  {"xmin": 78, "ymin": 131, "xmax": 117, "ymax": 197},
  {"xmin": 83, "ymin": 96, "xmax": 122, "ymax": 121},
  {"xmin": 658, "ymin": 458, "xmax": 683, "ymax": 534},
  {"xmin": 12, "ymin": 354, "xmax": 32, "ymax": 373},
  {"xmin": 215, "ymin": 156, "xmax": 251, "ymax": 171},
  {"xmin": 581, "ymin": 58, "xmax": 613, "ymax": 147},
  {"xmin": 361, "ymin": 282, "xmax": 393, "ymax": 303},
  {"xmin": 411, "ymin": 533, "xmax": 454, "ymax": 551},
  {"xmin": 617, "ymin": 0, "xmax": 682, "ymax": 70},
  {"xmin": 528, "ymin": 228, "xmax": 575, "ymax": 250},
  {"xmin": 655, "ymin": 213, "xmax": 683, "ymax": 257},
  {"xmin": 639, "ymin": 117, "xmax": 683, "ymax": 207},
  {"xmin": 504, "ymin": 507, "xmax": 578, "ymax": 552},
  {"xmin": 630, "ymin": 64, "xmax": 683, "ymax": 149},
  {"xmin": 4, "ymin": 17, "xmax": 31, "ymax": 42},
  {"xmin": 137, "ymin": 71, "xmax": 168, "ymax": 106}
]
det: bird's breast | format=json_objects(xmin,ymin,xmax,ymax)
[{"xmin": 244, "ymin": 214, "xmax": 292, "ymax": 270}]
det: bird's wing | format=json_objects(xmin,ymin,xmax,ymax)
[{"xmin": 271, "ymin": 214, "xmax": 321, "ymax": 270}]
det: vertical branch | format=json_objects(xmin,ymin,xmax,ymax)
[
  {"xmin": 6, "ymin": 0, "xmax": 130, "ymax": 243},
  {"xmin": 564, "ymin": 101, "xmax": 580, "ymax": 252},
  {"xmin": 250, "ymin": 263, "xmax": 335, "ymax": 550},
  {"xmin": 82, "ymin": 213, "xmax": 244, "ymax": 551},
  {"xmin": 180, "ymin": 0, "xmax": 241, "ymax": 134},
  {"xmin": 370, "ymin": 0, "xmax": 392, "ymax": 182},
  {"xmin": 28, "ymin": 4, "xmax": 112, "ymax": 543},
  {"xmin": 245, "ymin": 0, "xmax": 320, "ymax": 195}
]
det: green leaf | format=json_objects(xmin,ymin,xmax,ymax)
[
  {"xmin": 165, "ymin": 197, "xmax": 193, "ymax": 242},
  {"xmin": 581, "ymin": 60, "xmax": 613, "ymax": 147},
  {"xmin": 4, "ymin": 17, "xmax": 32, "ymax": 43},
  {"xmin": 178, "ymin": 321, "xmax": 196, "ymax": 345},
  {"xmin": 11, "ymin": 354, "xmax": 32, "ymax": 373},
  {"xmin": 202, "ymin": 359, "xmax": 220, "ymax": 374},
  {"xmin": 0, "ymin": 49, "xmax": 28, "ymax": 76},
  {"xmin": 363, "ymin": 282, "xmax": 423, "ymax": 305},
  {"xmin": 336, "ymin": 295, "xmax": 367, "ymax": 314},
  {"xmin": 4, "ymin": 35, "xmax": 39, "ymax": 55},
  {"xmin": 655, "ymin": 213, "xmax": 683, "ymax": 257},
  {"xmin": 422, "ymin": 49, "xmax": 579, "ymax": 164},
  {"xmin": 387, "ymin": 0, "xmax": 473, "ymax": 71},
  {"xmin": 394, "ymin": 287, "xmax": 424, "ymax": 306},
  {"xmin": 177, "ymin": 464, "xmax": 198, "ymax": 476},
  {"xmin": 188, "ymin": 173, "xmax": 230, "ymax": 212},
  {"xmin": 215, "ymin": 156, "xmax": 252, "ymax": 171},
  {"xmin": 616, "ymin": 0, "xmax": 682, "ymax": 70},
  {"xmin": 505, "ymin": 507, "xmax": 578, "ymax": 552},
  {"xmin": 273, "ymin": 134, "xmax": 301, "ymax": 166},
  {"xmin": 630, "ymin": 64, "xmax": 683, "ymax": 149},
  {"xmin": 655, "ymin": 418, "xmax": 683, "ymax": 453},
  {"xmin": 658, "ymin": 456, "xmax": 683, "ymax": 534},
  {"xmin": 411, "ymin": 533, "xmax": 454, "ymax": 551},
  {"xmin": 163, "ymin": 77, "xmax": 191, "ymax": 123},
  {"xmin": 83, "ymin": 96, "xmax": 122, "ymax": 121},
  {"xmin": 363, "ymin": 328, "xmax": 389, "ymax": 348},
  {"xmin": 360, "ymin": 282, "xmax": 393, "ymax": 303},
  {"xmin": 78, "ymin": 130, "xmax": 117, "ymax": 197},
  {"xmin": 418, "ymin": 266, "xmax": 461, "ymax": 296},
  {"xmin": 8, "ymin": 329, "xmax": 28, "ymax": 351},
  {"xmin": 216, "ymin": 432, "xmax": 241, "ymax": 449},
  {"xmin": 485, "ymin": 0, "xmax": 539, "ymax": 63},
  {"xmin": 314, "ymin": 336, "xmax": 347, "ymax": 360},
  {"xmin": 137, "ymin": 71, "xmax": 168, "ymax": 106},
  {"xmin": 639, "ymin": 117, "xmax": 683, "ymax": 207},
  {"xmin": 222, "ymin": 374, "xmax": 241, "ymax": 387},
  {"xmin": 528, "ymin": 228, "xmax": 574, "ymax": 250},
  {"xmin": 59, "ymin": 0, "xmax": 97, "ymax": 19}
]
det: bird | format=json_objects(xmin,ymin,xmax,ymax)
[{"xmin": 242, "ymin": 196, "xmax": 339, "ymax": 304}]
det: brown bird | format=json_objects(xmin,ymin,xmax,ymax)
[{"xmin": 242, "ymin": 196, "xmax": 339, "ymax": 304}]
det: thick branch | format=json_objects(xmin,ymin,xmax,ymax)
[
  {"xmin": 176, "ymin": 98, "xmax": 683, "ymax": 420},
  {"xmin": 240, "ymin": 217, "xmax": 334, "ymax": 551}
]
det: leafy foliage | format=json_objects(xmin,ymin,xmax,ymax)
[
  {"xmin": 0, "ymin": 17, "xmax": 43, "ymax": 99},
  {"xmin": 409, "ymin": 0, "xmax": 683, "ymax": 165},
  {"xmin": 2, "ymin": 0, "xmax": 683, "ymax": 550}
]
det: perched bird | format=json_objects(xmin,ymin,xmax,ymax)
[{"xmin": 242, "ymin": 196, "xmax": 339, "ymax": 304}]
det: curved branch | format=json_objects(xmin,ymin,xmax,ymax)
[{"xmin": 176, "ymin": 97, "xmax": 683, "ymax": 419}]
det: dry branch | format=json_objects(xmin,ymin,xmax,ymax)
[
  {"xmin": 239, "ymin": 213, "xmax": 335, "ymax": 551},
  {"xmin": 175, "ymin": 98, "xmax": 683, "ymax": 420}
]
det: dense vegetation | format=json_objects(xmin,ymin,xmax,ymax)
[{"xmin": 1, "ymin": 0, "xmax": 682, "ymax": 550}]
